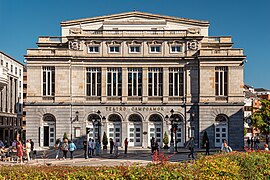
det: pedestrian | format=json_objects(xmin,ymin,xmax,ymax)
[
  {"xmin": 16, "ymin": 140, "xmax": 23, "ymax": 164},
  {"xmin": 205, "ymin": 139, "xmax": 210, "ymax": 155},
  {"xmin": 221, "ymin": 139, "xmax": 232, "ymax": 153},
  {"xmin": 114, "ymin": 140, "xmax": 119, "ymax": 157},
  {"xmin": 124, "ymin": 138, "xmax": 128, "ymax": 154},
  {"xmin": 61, "ymin": 139, "xmax": 69, "ymax": 160},
  {"xmin": 30, "ymin": 139, "xmax": 34, "ymax": 159},
  {"xmin": 255, "ymin": 137, "xmax": 260, "ymax": 150},
  {"xmin": 69, "ymin": 140, "xmax": 76, "ymax": 159},
  {"xmin": 247, "ymin": 137, "xmax": 251, "ymax": 149},
  {"xmin": 150, "ymin": 137, "xmax": 155, "ymax": 154},
  {"xmin": 25, "ymin": 139, "xmax": 31, "ymax": 161},
  {"xmin": 154, "ymin": 140, "xmax": 159, "ymax": 154},
  {"xmin": 109, "ymin": 138, "xmax": 114, "ymax": 154},
  {"xmin": 83, "ymin": 138, "xmax": 87, "ymax": 159},
  {"xmin": 95, "ymin": 140, "xmax": 101, "ymax": 156},
  {"xmin": 251, "ymin": 137, "xmax": 254, "ymax": 149},
  {"xmin": 264, "ymin": 144, "xmax": 269, "ymax": 151},
  {"xmin": 187, "ymin": 137, "xmax": 195, "ymax": 159},
  {"xmin": 88, "ymin": 139, "xmax": 95, "ymax": 157},
  {"xmin": 54, "ymin": 139, "xmax": 61, "ymax": 160}
]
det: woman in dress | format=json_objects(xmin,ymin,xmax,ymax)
[
  {"xmin": 25, "ymin": 139, "xmax": 31, "ymax": 161},
  {"xmin": 16, "ymin": 140, "xmax": 24, "ymax": 164}
]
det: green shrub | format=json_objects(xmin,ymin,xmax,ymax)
[{"xmin": 0, "ymin": 151, "xmax": 269, "ymax": 179}]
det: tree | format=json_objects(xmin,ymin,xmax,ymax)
[
  {"xmin": 251, "ymin": 99, "xmax": 270, "ymax": 142},
  {"xmin": 202, "ymin": 131, "xmax": 209, "ymax": 148},
  {"xmin": 102, "ymin": 132, "xmax": 108, "ymax": 150},
  {"xmin": 163, "ymin": 132, "xmax": 169, "ymax": 149}
]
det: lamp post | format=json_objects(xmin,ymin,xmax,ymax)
[
  {"xmin": 71, "ymin": 111, "xmax": 79, "ymax": 141},
  {"xmin": 165, "ymin": 109, "xmax": 178, "ymax": 153},
  {"xmin": 191, "ymin": 112, "xmax": 195, "ymax": 138},
  {"xmin": 92, "ymin": 110, "xmax": 106, "ymax": 156}
]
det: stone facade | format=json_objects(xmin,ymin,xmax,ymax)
[
  {"xmin": 25, "ymin": 12, "xmax": 245, "ymax": 149},
  {"xmin": 0, "ymin": 51, "xmax": 24, "ymax": 145}
]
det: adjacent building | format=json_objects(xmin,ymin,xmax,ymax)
[
  {"xmin": 0, "ymin": 51, "xmax": 24, "ymax": 145},
  {"xmin": 25, "ymin": 12, "xmax": 245, "ymax": 149}
]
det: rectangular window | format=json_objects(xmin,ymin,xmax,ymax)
[
  {"xmin": 128, "ymin": 68, "xmax": 142, "ymax": 96},
  {"xmin": 171, "ymin": 45, "xmax": 182, "ymax": 53},
  {"xmin": 42, "ymin": 66, "xmax": 55, "ymax": 96},
  {"xmin": 15, "ymin": 67, "xmax": 17, "ymax": 75},
  {"xmin": 11, "ymin": 65, "xmax": 13, "ymax": 73},
  {"xmin": 109, "ymin": 46, "xmax": 120, "ymax": 53},
  {"xmin": 129, "ymin": 46, "xmax": 140, "ymax": 53},
  {"xmin": 6, "ymin": 62, "xmax": 8, "ymax": 68},
  {"xmin": 88, "ymin": 46, "xmax": 99, "ymax": 53},
  {"xmin": 148, "ymin": 68, "xmax": 163, "ymax": 96},
  {"xmin": 107, "ymin": 67, "xmax": 122, "ymax": 96},
  {"xmin": 215, "ymin": 67, "xmax": 228, "ymax": 96},
  {"xmin": 150, "ymin": 46, "xmax": 161, "ymax": 53},
  {"xmin": 19, "ymin": 69, "xmax": 22, "ymax": 77},
  {"xmin": 86, "ymin": 67, "xmax": 101, "ymax": 96},
  {"xmin": 169, "ymin": 67, "xmax": 184, "ymax": 96},
  {"xmin": 0, "ymin": 60, "xmax": 3, "ymax": 65}
]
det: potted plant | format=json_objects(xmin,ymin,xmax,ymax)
[
  {"xmin": 102, "ymin": 132, "xmax": 108, "ymax": 150},
  {"xmin": 163, "ymin": 132, "xmax": 169, "ymax": 149}
]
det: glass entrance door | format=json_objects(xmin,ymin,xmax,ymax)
[
  {"xmin": 175, "ymin": 123, "xmax": 184, "ymax": 147},
  {"xmin": 148, "ymin": 122, "xmax": 162, "ymax": 147},
  {"xmin": 215, "ymin": 125, "xmax": 228, "ymax": 147},
  {"xmin": 108, "ymin": 122, "xmax": 121, "ymax": 145},
  {"xmin": 128, "ymin": 123, "xmax": 142, "ymax": 147}
]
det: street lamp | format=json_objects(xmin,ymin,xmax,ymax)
[
  {"xmin": 191, "ymin": 112, "xmax": 195, "ymax": 138},
  {"xmin": 165, "ymin": 109, "xmax": 178, "ymax": 153},
  {"xmin": 71, "ymin": 111, "xmax": 79, "ymax": 141}
]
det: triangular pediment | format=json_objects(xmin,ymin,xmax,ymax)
[{"xmin": 61, "ymin": 11, "xmax": 209, "ymax": 27}]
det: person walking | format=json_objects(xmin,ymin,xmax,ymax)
[
  {"xmin": 61, "ymin": 139, "xmax": 69, "ymax": 160},
  {"xmin": 69, "ymin": 140, "xmax": 76, "ymax": 160},
  {"xmin": 30, "ymin": 139, "xmax": 34, "ymax": 159},
  {"xmin": 150, "ymin": 137, "xmax": 155, "ymax": 154},
  {"xmin": 25, "ymin": 139, "xmax": 31, "ymax": 161},
  {"xmin": 124, "ymin": 138, "xmax": 128, "ymax": 154},
  {"xmin": 205, "ymin": 139, "xmax": 210, "ymax": 155},
  {"xmin": 54, "ymin": 139, "xmax": 61, "ymax": 160},
  {"xmin": 255, "ymin": 137, "xmax": 260, "ymax": 150},
  {"xmin": 251, "ymin": 137, "xmax": 254, "ymax": 149},
  {"xmin": 16, "ymin": 140, "xmax": 24, "ymax": 164},
  {"xmin": 95, "ymin": 140, "xmax": 101, "ymax": 156},
  {"xmin": 187, "ymin": 137, "xmax": 195, "ymax": 159},
  {"xmin": 109, "ymin": 138, "xmax": 114, "ymax": 154},
  {"xmin": 247, "ymin": 137, "xmax": 251, "ymax": 149},
  {"xmin": 114, "ymin": 140, "xmax": 119, "ymax": 157},
  {"xmin": 83, "ymin": 138, "xmax": 87, "ymax": 159}
]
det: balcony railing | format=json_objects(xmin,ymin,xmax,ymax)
[
  {"xmin": 202, "ymin": 36, "xmax": 232, "ymax": 43},
  {"xmin": 38, "ymin": 37, "xmax": 68, "ymax": 44},
  {"xmin": 199, "ymin": 49, "xmax": 244, "ymax": 56}
]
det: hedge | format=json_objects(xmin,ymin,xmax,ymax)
[{"xmin": 0, "ymin": 151, "xmax": 269, "ymax": 179}]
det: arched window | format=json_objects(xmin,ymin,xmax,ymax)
[
  {"xmin": 43, "ymin": 113, "xmax": 56, "ymax": 122},
  {"xmin": 215, "ymin": 114, "xmax": 228, "ymax": 147},
  {"xmin": 108, "ymin": 114, "xmax": 121, "ymax": 122},
  {"xmin": 149, "ymin": 114, "xmax": 162, "ymax": 122},
  {"xmin": 88, "ymin": 114, "xmax": 100, "ymax": 122},
  {"xmin": 128, "ymin": 114, "xmax": 142, "ymax": 122}
]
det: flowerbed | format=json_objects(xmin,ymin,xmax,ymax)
[{"xmin": 0, "ymin": 151, "xmax": 269, "ymax": 179}]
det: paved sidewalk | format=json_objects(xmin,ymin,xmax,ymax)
[{"xmin": 0, "ymin": 147, "xmax": 220, "ymax": 166}]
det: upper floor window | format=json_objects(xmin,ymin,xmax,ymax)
[
  {"xmin": 43, "ymin": 66, "xmax": 55, "ymax": 96},
  {"xmin": 148, "ymin": 68, "xmax": 163, "ymax": 96},
  {"xmin": 128, "ymin": 68, "xmax": 142, "ymax": 96},
  {"xmin": 150, "ymin": 46, "xmax": 161, "ymax": 53},
  {"xmin": 107, "ymin": 67, "xmax": 122, "ymax": 96},
  {"xmin": 215, "ymin": 67, "xmax": 228, "ymax": 96},
  {"xmin": 86, "ymin": 67, "xmax": 101, "ymax": 96},
  {"xmin": 129, "ymin": 46, "xmax": 140, "ymax": 53},
  {"xmin": 15, "ymin": 67, "xmax": 17, "ymax": 75},
  {"xmin": 0, "ymin": 60, "xmax": 3, "ymax": 65},
  {"xmin": 88, "ymin": 46, "xmax": 99, "ymax": 53},
  {"xmin": 11, "ymin": 65, "xmax": 13, "ymax": 73},
  {"xmin": 19, "ymin": 69, "xmax": 22, "ymax": 77},
  {"xmin": 109, "ymin": 46, "xmax": 120, "ymax": 53},
  {"xmin": 6, "ymin": 62, "xmax": 8, "ymax": 68},
  {"xmin": 169, "ymin": 67, "xmax": 184, "ymax": 96},
  {"xmin": 171, "ymin": 45, "xmax": 183, "ymax": 53}
]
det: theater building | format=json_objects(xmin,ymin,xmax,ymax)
[
  {"xmin": 0, "ymin": 51, "xmax": 23, "ymax": 144},
  {"xmin": 25, "ymin": 12, "xmax": 245, "ymax": 149}
]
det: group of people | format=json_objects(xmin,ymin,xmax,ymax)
[
  {"xmin": 0, "ymin": 138, "xmax": 34, "ymax": 163},
  {"xmin": 54, "ymin": 138, "xmax": 77, "ymax": 160},
  {"xmin": 246, "ymin": 136, "xmax": 269, "ymax": 150},
  {"xmin": 83, "ymin": 138, "xmax": 101, "ymax": 158}
]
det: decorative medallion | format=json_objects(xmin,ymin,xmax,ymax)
[
  {"xmin": 187, "ymin": 40, "xmax": 198, "ymax": 50},
  {"xmin": 69, "ymin": 41, "xmax": 81, "ymax": 50}
]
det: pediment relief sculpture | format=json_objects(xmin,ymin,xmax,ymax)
[
  {"xmin": 126, "ymin": 40, "xmax": 143, "ymax": 45},
  {"xmin": 146, "ymin": 40, "xmax": 163, "ymax": 45},
  {"xmin": 187, "ymin": 28, "xmax": 201, "ymax": 35},
  {"xmin": 85, "ymin": 40, "xmax": 102, "ymax": 45},
  {"xmin": 69, "ymin": 28, "xmax": 82, "ymax": 35},
  {"xmin": 106, "ymin": 40, "xmax": 122, "ymax": 45},
  {"xmin": 167, "ymin": 40, "xmax": 184, "ymax": 45}
]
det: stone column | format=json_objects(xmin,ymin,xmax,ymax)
[
  {"xmin": 142, "ymin": 67, "xmax": 148, "ymax": 103},
  {"xmin": 142, "ymin": 121, "xmax": 148, "ymax": 148},
  {"xmin": 122, "ymin": 119, "xmax": 128, "ymax": 148},
  {"xmin": 122, "ymin": 67, "xmax": 128, "ymax": 104},
  {"xmin": 101, "ymin": 67, "xmax": 107, "ymax": 103},
  {"xmin": 163, "ymin": 67, "xmax": 169, "ymax": 104}
]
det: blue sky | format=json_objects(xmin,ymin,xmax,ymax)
[{"xmin": 0, "ymin": 0, "xmax": 269, "ymax": 89}]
